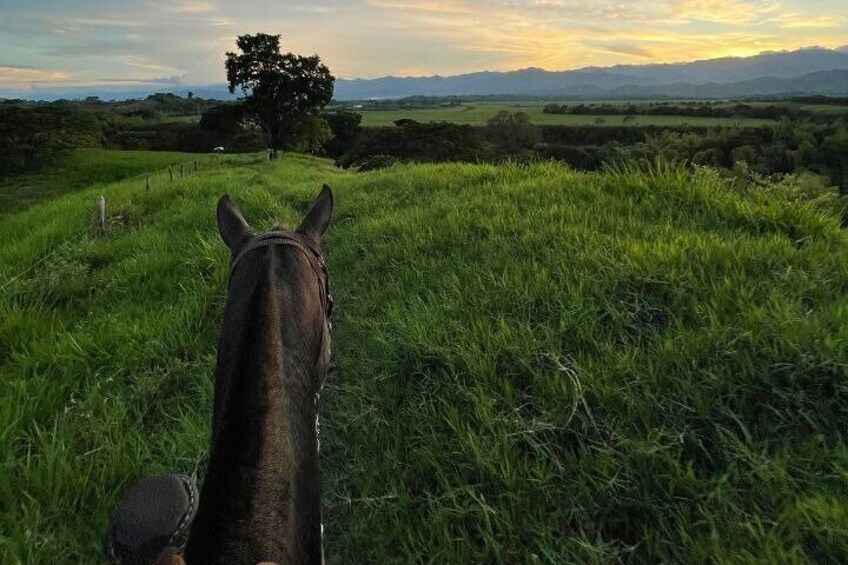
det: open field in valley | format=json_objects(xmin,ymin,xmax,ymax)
[
  {"xmin": 353, "ymin": 102, "xmax": 778, "ymax": 128},
  {"xmin": 1, "ymin": 151, "xmax": 847, "ymax": 562}
]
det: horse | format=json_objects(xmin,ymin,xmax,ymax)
[{"xmin": 104, "ymin": 186, "xmax": 334, "ymax": 565}]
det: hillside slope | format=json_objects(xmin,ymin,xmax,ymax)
[
  {"xmin": 0, "ymin": 149, "xmax": 200, "ymax": 215},
  {"xmin": 1, "ymin": 154, "xmax": 847, "ymax": 562}
]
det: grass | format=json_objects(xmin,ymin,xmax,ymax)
[
  {"xmin": 1, "ymin": 151, "xmax": 848, "ymax": 563},
  {"xmin": 354, "ymin": 102, "xmax": 777, "ymax": 128},
  {"xmin": 0, "ymin": 149, "xmax": 200, "ymax": 215},
  {"xmin": 799, "ymin": 104, "xmax": 848, "ymax": 116}
]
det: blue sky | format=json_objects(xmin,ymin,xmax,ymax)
[{"xmin": 0, "ymin": 0, "xmax": 846, "ymax": 91}]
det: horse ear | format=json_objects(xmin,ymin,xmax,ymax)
[
  {"xmin": 297, "ymin": 184, "xmax": 333, "ymax": 244},
  {"xmin": 217, "ymin": 194, "xmax": 251, "ymax": 250}
]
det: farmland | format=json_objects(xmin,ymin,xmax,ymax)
[
  {"xmin": 2, "ymin": 151, "xmax": 847, "ymax": 562},
  {"xmin": 351, "ymin": 101, "xmax": 777, "ymax": 127}
]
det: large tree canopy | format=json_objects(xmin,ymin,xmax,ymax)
[{"xmin": 225, "ymin": 33, "xmax": 334, "ymax": 159}]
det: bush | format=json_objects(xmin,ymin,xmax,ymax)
[
  {"xmin": 336, "ymin": 122, "xmax": 489, "ymax": 168},
  {"xmin": 0, "ymin": 106, "xmax": 101, "ymax": 176},
  {"xmin": 485, "ymin": 111, "xmax": 540, "ymax": 157},
  {"xmin": 536, "ymin": 144, "xmax": 603, "ymax": 170},
  {"xmin": 323, "ymin": 111, "xmax": 363, "ymax": 158},
  {"xmin": 282, "ymin": 115, "xmax": 332, "ymax": 154},
  {"xmin": 356, "ymin": 154, "xmax": 402, "ymax": 171},
  {"xmin": 199, "ymin": 103, "xmax": 246, "ymax": 146}
]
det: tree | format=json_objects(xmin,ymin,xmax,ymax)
[
  {"xmin": 485, "ymin": 111, "xmax": 540, "ymax": 158},
  {"xmin": 821, "ymin": 127, "xmax": 848, "ymax": 194},
  {"xmin": 200, "ymin": 103, "xmax": 247, "ymax": 144},
  {"xmin": 325, "ymin": 111, "xmax": 362, "ymax": 142},
  {"xmin": 225, "ymin": 33, "xmax": 334, "ymax": 159},
  {"xmin": 323, "ymin": 111, "xmax": 362, "ymax": 158}
]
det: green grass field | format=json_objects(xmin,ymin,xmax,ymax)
[
  {"xmin": 799, "ymin": 104, "xmax": 848, "ymax": 116},
  {"xmin": 0, "ymin": 149, "xmax": 200, "ymax": 215},
  {"xmin": 1, "ymin": 151, "xmax": 847, "ymax": 563},
  {"xmin": 354, "ymin": 102, "xmax": 777, "ymax": 128}
]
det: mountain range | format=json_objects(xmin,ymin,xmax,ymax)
[
  {"xmin": 332, "ymin": 46, "xmax": 848, "ymax": 99},
  {"xmin": 5, "ymin": 46, "xmax": 848, "ymax": 101}
]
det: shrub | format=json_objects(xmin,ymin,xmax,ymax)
[{"xmin": 0, "ymin": 106, "xmax": 101, "ymax": 175}]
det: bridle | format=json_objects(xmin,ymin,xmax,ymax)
[{"xmin": 229, "ymin": 231, "xmax": 334, "ymax": 321}]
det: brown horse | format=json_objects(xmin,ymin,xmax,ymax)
[{"xmin": 104, "ymin": 186, "xmax": 334, "ymax": 565}]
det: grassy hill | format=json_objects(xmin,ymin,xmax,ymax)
[
  {"xmin": 0, "ymin": 149, "xmax": 200, "ymax": 216},
  {"xmin": 1, "ymin": 152, "xmax": 847, "ymax": 563}
]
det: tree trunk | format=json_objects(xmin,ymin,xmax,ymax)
[{"xmin": 267, "ymin": 130, "xmax": 279, "ymax": 160}]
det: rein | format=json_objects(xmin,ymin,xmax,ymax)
[{"xmin": 229, "ymin": 231, "xmax": 333, "ymax": 319}]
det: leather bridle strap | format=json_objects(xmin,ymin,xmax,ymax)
[{"xmin": 229, "ymin": 232, "xmax": 332, "ymax": 317}]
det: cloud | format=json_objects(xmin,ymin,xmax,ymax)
[
  {"xmin": 0, "ymin": 65, "xmax": 72, "ymax": 84},
  {"xmin": 595, "ymin": 43, "xmax": 657, "ymax": 59},
  {"xmin": 368, "ymin": 0, "xmax": 473, "ymax": 14},
  {"xmin": 96, "ymin": 75, "xmax": 185, "ymax": 84},
  {"xmin": 0, "ymin": 0, "xmax": 846, "ymax": 88},
  {"xmin": 360, "ymin": 0, "xmax": 848, "ymax": 72},
  {"xmin": 772, "ymin": 12, "xmax": 847, "ymax": 28},
  {"xmin": 167, "ymin": 1, "xmax": 218, "ymax": 14},
  {"xmin": 0, "ymin": 63, "xmax": 41, "ymax": 70},
  {"xmin": 669, "ymin": 0, "xmax": 780, "ymax": 24}
]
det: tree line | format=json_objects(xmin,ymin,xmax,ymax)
[
  {"xmin": 542, "ymin": 102, "xmax": 798, "ymax": 120},
  {"xmin": 323, "ymin": 112, "xmax": 848, "ymax": 194},
  {"xmin": 4, "ymin": 101, "xmax": 846, "ymax": 197}
]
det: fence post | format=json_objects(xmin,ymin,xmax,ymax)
[
  {"xmin": 169, "ymin": 166, "xmax": 173, "ymax": 183},
  {"xmin": 145, "ymin": 175, "xmax": 150, "ymax": 192},
  {"xmin": 98, "ymin": 196, "xmax": 106, "ymax": 236},
  {"xmin": 194, "ymin": 160, "xmax": 198, "ymax": 172},
  {"xmin": 180, "ymin": 164, "xmax": 184, "ymax": 178}
]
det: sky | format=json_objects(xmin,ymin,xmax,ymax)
[{"xmin": 0, "ymin": 0, "xmax": 846, "ymax": 91}]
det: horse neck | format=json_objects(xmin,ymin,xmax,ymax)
[{"xmin": 186, "ymin": 250, "xmax": 324, "ymax": 564}]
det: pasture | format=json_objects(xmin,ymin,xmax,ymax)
[
  {"xmin": 353, "ymin": 102, "xmax": 777, "ymax": 128},
  {"xmin": 0, "ymin": 149, "xmax": 199, "ymax": 215},
  {"xmin": 1, "ymin": 151, "xmax": 847, "ymax": 562}
]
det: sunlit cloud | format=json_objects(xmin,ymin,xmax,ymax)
[
  {"xmin": 368, "ymin": 0, "xmax": 474, "ymax": 14},
  {"xmin": 773, "ymin": 12, "xmax": 847, "ymax": 28},
  {"xmin": 596, "ymin": 43, "xmax": 657, "ymax": 59},
  {"xmin": 669, "ymin": 0, "xmax": 780, "ymax": 24},
  {"xmin": 0, "ymin": 64, "xmax": 72, "ymax": 84},
  {"xmin": 167, "ymin": 1, "xmax": 219, "ymax": 14}
]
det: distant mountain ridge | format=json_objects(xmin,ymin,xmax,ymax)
[
  {"xmin": 575, "ymin": 47, "xmax": 848, "ymax": 84},
  {"xmin": 4, "ymin": 47, "xmax": 848, "ymax": 101},
  {"xmin": 332, "ymin": 47, "xmax": 848, "ymax": 99}
]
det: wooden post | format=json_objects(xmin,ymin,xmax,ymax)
[
  {"xmin": 180, "ymin": 164, "xmax": 184, "ymax": 178},
  {"xmin": 98, "ymin": 196, "xmax": 106, "ymax": 236},
  {"xmin": 169, "ymin": 166, "xmax": 173, "ymax": 183},
  {"xmin": 145, "ymin": 175, "xmax": 150, "ymax": 192},
  {"xmin": 193, "ymin": 160, "xmax": 198, "ymax": 172}
]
